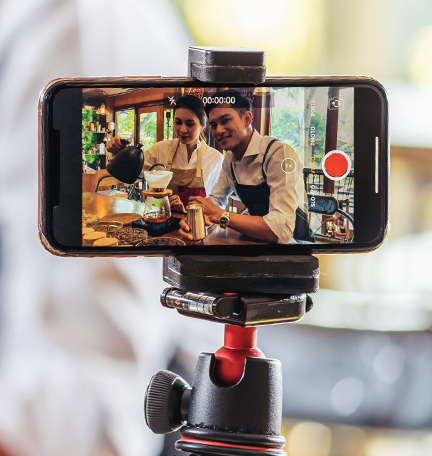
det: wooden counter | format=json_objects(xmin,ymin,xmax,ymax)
[
  {"xmin": 83, "ymin": 192, "xmax": 144, "ymax": 218},
  {"xmin": 83, "ymin": 192, "xmax": 266, "ymax": 246}
]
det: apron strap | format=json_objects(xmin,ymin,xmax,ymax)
[
  {"xmin": 167, "ymin": 138, "xmax": 202, "ymax": 179},
  {"xmin": 230, "ymin": 162, "xmax": 237, "ymax": 184},
  {"xmin": 195, "ymin": 142, "xmax": 203, "ymax": 179},
  {"xmin": 166, "ymin": 138, "xmax": 179, "ymax": 171},
  {"xmin": 262, "ymin": 138, "xmax": 278, "ymax": 180}
]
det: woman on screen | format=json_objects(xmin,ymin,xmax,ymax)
[{"xmin": 107, "ymin": 95, "xmax": 223, "ymax": 211}]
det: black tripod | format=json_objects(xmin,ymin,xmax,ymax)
[
  {"xmin": 144, "ymin": 255, "xmax": 318, "ymax": 456},
  {"xmin": 144, "ymin": 47, "xmax": 319, "ymax": 456}
]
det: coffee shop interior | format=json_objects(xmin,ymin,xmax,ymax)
[{"xmin": 82, "ymin": 86, "xmax": 354, "ymax": 245}]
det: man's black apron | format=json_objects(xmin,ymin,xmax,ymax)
[{"xmin": 230, "ymin": 139, "xmax": 315, "ymax": 243}]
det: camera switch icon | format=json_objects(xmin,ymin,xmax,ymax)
[
  {"xmin": 329, "ymin": 97, "xmax": 344, "ymax": 110},
  {"xmin": 281, "ymin": 158, "xmax": 296, "ymax": 174}
]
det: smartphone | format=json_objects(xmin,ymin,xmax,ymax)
[{"xmin": 39, "ymin": 76, "xmax": 388, "ymax": 256}]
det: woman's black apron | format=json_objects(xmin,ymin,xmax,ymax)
[{"xmin": 230, "ymin": 139, "xmax": 315, "ymax": 243}]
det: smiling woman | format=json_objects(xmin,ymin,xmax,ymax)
[
  {"xmin": 107, "ymin": 94, "xmax": 224, "ymax": 210},
  {"xmin": 144, "ymin": 95, "xmax": 223, "ymax": 208}
]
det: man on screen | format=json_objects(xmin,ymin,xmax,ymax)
[{"xmin": 180, "ymin": 89, "xmax": 312, "ymax": 244}]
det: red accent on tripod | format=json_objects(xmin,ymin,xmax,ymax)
[{"xmin": 214, "ymin": 324, "xmax": 265, "ymax": 387}]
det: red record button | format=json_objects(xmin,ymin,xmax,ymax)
[{"xmin": 322, "ymin": 150, "xmax": 351, "ymax": 181}]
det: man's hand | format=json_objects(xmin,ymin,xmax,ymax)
[
  {"xmin": 188, "ymin": 196, "xmax": 224, "ymax": 223},
  {"xmin": 106, "ymin": 136, "xmax": 131, "ymax": 155},
  {"xmin": 178, "ymin": 216, "xmax": 212, "ymax": 242},
  {"xmin": 169, "ymin": 194, "xmax": 185, "ymax": 213}
]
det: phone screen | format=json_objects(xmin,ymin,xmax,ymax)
[{"xmin": 41, "ymin": 78, "xmax": 388, "ymax": 255}]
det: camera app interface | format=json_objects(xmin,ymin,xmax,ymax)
[{"xmin": 81, "ymin": 86, "xmax": 354, "ymax": 248}]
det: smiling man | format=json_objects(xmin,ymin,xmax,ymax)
[{"xmin": 181, "ymin": 89, "xmax": 312, "ymax": 244}]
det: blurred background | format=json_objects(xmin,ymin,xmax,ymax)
[{"xmin": 1, "ymin": 0, "xmax": 432, "ymax": 455}]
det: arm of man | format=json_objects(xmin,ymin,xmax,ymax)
[
  {"xmin": 203, "ymin": 154, "xmax": 277, "ymax": 242},
  {"xmin": 218, "ymin": 211, "xmax": 278, "ymax": 242},
  {"xmin": 262, "ymin": 142, "xmax": 302, "ymax": 243},
  {"xmin": 186, "ymin": 196, "xmax": 278, "ymax": 243},
  {"xmin": 203, "ymin": 147, "xmax": 224, "ymax": 196},
  {"xmin": 204, "ymin": 142, "xmax": 301, "ymax": 243},
  {"xmin": 207, "ymin": 156, "xmax": 234, "ymax": 209}
]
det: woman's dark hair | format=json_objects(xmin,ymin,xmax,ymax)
[
  {"xmin": 173, "ymin": 95, "xmax": 206, "ymax": 126},
  {"xmin": 204, "ymin": 89, "xmax": 252, "ymax": 117}
]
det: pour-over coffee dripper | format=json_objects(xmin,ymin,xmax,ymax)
[{"xmin": 142, "ymin": 170, "xmax": 174, "ymax": 224}]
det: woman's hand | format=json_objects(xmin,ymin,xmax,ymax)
[
  {"xmin": 106, "ymin": 136, "xmax": 131, "ymax": 155},
  {"xmin": 169, "ymin": 195, "xmax": 185, "ymax": 213},
  {"xmin": 188, "ymin": 196, "xmax": 224, "ymax": 223}
]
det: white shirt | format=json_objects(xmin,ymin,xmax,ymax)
[
  {"xmin": 144, "ymin": 139, "xmax": 223, "ymax": 195},
  {"xmin": 209, "ymin": 130, "xmax": 306, "ymax": 244}
]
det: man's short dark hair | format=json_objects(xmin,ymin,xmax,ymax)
[{"xmin": 204, "ymin": 89, "xmax": 252, "ymax": 118}]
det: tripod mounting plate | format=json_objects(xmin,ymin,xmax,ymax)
[{"xmin": 163, "ymin": 255, "xmax": 319, "ymax": 294}]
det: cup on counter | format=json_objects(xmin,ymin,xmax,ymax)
[
  {"xmin": 186, "ymin": 203, "xmax": 206, "ymax": 240},
  {"xmin": 82, "ymin": 231, "xmax": 106, "ymax": 246},
  {"xmin": 93, "ymin": 237, "xmax": 118, "ymax": 247},
  {"xmin": 82, "ymin": 227, "xmax": 95, "ymax": 236}
]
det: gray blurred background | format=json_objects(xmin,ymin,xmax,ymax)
[{"xmin": 1, "ymin": 1, "xmax": 432, "ymax": 455}]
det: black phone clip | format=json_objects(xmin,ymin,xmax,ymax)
[
  {"xmin": 144, "ymin": 47, "xmax": 319, "ymax": 456},
  {"xmin": 188, "ymin": 46, "xmax": 266, "ymax": 84}
]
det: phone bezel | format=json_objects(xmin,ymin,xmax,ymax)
[{"xmin": 39, "ymin": 76, "xmax": 389, "ymax": 257}]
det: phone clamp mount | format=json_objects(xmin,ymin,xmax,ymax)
[{"xmin": 144, "ymin": 47, "xmax": 320, "ymax": 456}]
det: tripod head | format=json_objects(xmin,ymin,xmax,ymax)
[{"xmin": 146, "ymin": 254, "xmax": 318, "ymax": 456}]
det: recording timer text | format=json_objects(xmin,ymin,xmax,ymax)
[{"xmin": 202, "ymin": 96, "xmax": 236, "ymax": 105}]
